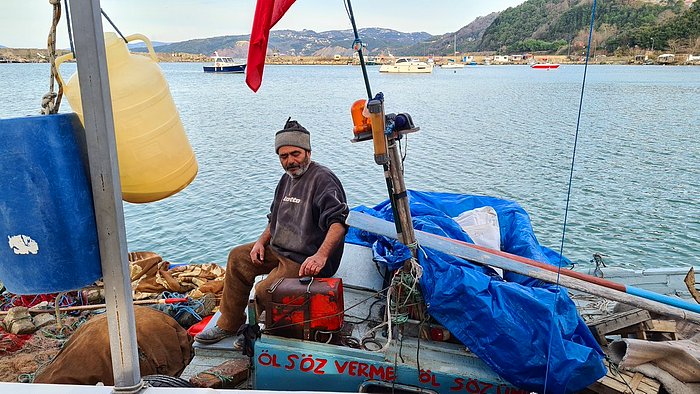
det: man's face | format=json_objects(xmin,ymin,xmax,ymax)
[{"xmin": 278, "ymin": 146, "xmax": 311, "ymax": 178}]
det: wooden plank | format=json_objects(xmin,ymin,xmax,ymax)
[
  {"xmin": 645, "ymin": 319, "xmax": 676, "ymax": 333},
  {"xmin": 189, "ymin": 359, "xmax": 249, "ymax": 389},
  {"xmin": 587, "ymin": 309, "xmax": 651, "ymax": 344},
  {"xmin": 685, "ymin": 267, "xmax": 700, "ymax": 303},
  {"xmin": 590, "ymin": 375, "xmax": 630, "ymax": 393},
  {"xmin": 613, "ymin": 319, "xmax": 677, "ymax": 341},
  {"xmin": 629, "ymin": 372, "xmax": 644, "ymax": 391},
  {"xmin": 587, "ymin": 360, "xmax": 661, "ymax": 394}
]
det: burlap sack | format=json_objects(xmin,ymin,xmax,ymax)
[{"xmin": 34, "ymin": 306, "xmax": 193, "ymax": 385}]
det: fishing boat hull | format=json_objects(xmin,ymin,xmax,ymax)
[
  {"xmin": 186, "ymin": 243, "xmax": 523, "ymax": 391},
  {"xmin": 203, "ymin": 64, "xmax": 246, "ymax": 73},
  {"xmin": 253, "ymin": 334, "xmax": 521, "ymax": 393},
  {"xmin": 530, "ymin": 64, "xmax": 560, "ymax": 69},
  {"xmin": 441, "ymin": 64, "xmax": 464, "ymax": 69}
]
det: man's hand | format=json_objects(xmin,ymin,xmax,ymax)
[
  {"xmin": 299, "ymin": 254, "xmax": 327, "ymax": 277},
  {"xmin": 250, "ymin": 241, "xmax": 265, "ymax": 265}
]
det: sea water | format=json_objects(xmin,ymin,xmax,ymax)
[{"xmin": 1, "ymin": 62, "xmax": 698, "ymax": 270}]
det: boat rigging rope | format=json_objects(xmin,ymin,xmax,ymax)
[
  {"xmin": 398, "ymin": 135, "xmax": 409, "ymax": 169},
  {"xmin": 544, "ymin": 0, "xmax": 598, "ymax": 392},
  {"xmin": 63, "ymin": 0, "xmax": 75, "ymax": 56},
  {"xmin": 370, "ymin": 255, "xmax": 424, "ymax": 352},
  {"xmin": 344, "ymin": 0, "xmax": 373, "ymax": 99},
  {"xmin": 100, "ymin": 8, "xmax": 128, "ymax": 43},
  {"xmin": 41, "ymin": 0, "xmax": 63, "ymax": 115},
  {"xmin": 43, "ymin": 1, "xmax": 127, "ymax": 114}
]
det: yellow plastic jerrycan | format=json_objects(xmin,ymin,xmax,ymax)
[{"xmin": 56, "ymin": 32, "xmax": 197, "ymax": 203}]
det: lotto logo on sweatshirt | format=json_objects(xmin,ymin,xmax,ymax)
[{"xmin": 283, "ymin": 196, "xmax": 301, "ymax": 204}]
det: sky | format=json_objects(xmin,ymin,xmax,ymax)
[{"xmin": 0, "ymin": 0, "xmax": 526, "ymax": 48}]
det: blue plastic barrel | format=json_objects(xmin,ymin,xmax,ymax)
[{"xmin": 0, "ymin": 113, "xmax": 102, "ymax": 294}]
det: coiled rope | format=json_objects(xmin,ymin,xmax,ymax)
[{"xmin": 41, "ymin": 0, "xmax": 63, "ymax": 115}]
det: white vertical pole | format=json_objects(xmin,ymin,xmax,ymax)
[{"xmin": 68, "ymin": 0, "xmax": 142, "ymax": 389}]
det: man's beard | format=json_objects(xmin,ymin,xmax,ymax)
[{"xmin": 285, "ymin": 156, "xmax": 310, "ymax": 178}]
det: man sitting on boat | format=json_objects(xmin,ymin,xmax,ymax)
[{"xmin": 195, "ymin": 119, "xmax": 349, "ymax": 346}]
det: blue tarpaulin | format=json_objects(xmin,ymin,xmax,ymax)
[{"xmin": 346, "ymin": 190, "xmax": 606, "ymax": 393}]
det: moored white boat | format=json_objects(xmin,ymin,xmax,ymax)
[
  {"xmin": 441, "ymin": 35, "xmax": 464, "ymax": 69},
  {"xmin": 379, "ymin": 57, "xmax": 433, "ymax": 73},
  {"xmin": 203, "ymin": 52, "xmax": 246, "ymax": 73},
  {"xmin": 441, "ymin": 59, "xmax": 464, "ymax": 69}
]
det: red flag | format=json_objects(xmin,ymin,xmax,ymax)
[{"xmin": 246, "ymin": 0, "xmax": 296, "ymax": 92}]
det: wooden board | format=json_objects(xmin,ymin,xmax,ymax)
[
  {"xmin": 189, "ymin": 359, "xmax": 250, "ymax": 389},
  {"xmin": 584, "ymin": 360, "xmax": 661, "ymax": 394},
  {"xmin": 586, "ymin": 308, "xmax": 651, "ymax": 345},
  {"xmin": 613, "ymin": 319, "xmax": 677, "ymax": 340}
]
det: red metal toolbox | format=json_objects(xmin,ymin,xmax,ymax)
[{"xmin": 265, "ymin": 277, "xmax": 344, "ymax": 340}]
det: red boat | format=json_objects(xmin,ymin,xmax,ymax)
[{"xmin": 531, "ymin": 63, "xmax": 560, "ymax": 69}]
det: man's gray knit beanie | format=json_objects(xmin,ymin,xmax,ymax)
[{"xmin": 275, "ymin": 117, "xmax": 311, "ymax": 153}]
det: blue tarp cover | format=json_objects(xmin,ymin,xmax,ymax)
[{"xmin": 346, "ymin": 190, "xmax": 606, "ymax": 393}]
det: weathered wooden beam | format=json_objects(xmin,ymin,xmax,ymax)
[{"xmin": 684, "ymin": 267, "xmax": 700, "ymax": 304}]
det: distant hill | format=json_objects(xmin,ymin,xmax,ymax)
[
  {"xmin": 0, "ymin": 44, "xmax": 6, "ymax": 49},
  {"xmin": 403, "ymin": 12, "xmax": 500, "ymax": 56},
  {"xmin": 127, "ymin": 41, "xmax": 170, "ymax": 50},
  {"xmin": 128, "ymin": 0, "xmax": 698, "ymax": 58},
  {"xmin": 135, "ymin": 28, "xmax": 432, "ymax": 57},
  {"xmin": 146, "ymin": 34, "xmax": 250, "ymax": 56},
  {"xmin": 477, "ymin": 0, "xmax": 697, "ymax": 53},
  {"xmin": 290, "ymin": 28, "xmax": 432, "ymax": 56}
]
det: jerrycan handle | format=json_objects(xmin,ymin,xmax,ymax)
[
  {"xmin": 125, "ymin": 34, "xmax": 158, "ymax": 62},
  {"xmin": 54, "ymin": 52, "xmax": 75, "ymax": 88}
]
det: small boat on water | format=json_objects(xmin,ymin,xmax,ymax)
[
  {"xmin": 440, "ymin": 59, "xmax": 464, "ymax": 69},
  {"xmin": 202, "ymin": 52, "xmax": 246, "ymax": 73},
  {"xmin": 379, "ymin": 57, "xmax": 433, "ymax": 73},
  {"xmin": 441, "ymin": 35, "xmax": 464, "ymax": 69},
  {"xmin": 531, "ymin": 63, "xmax": 560, "ymax": 69},
  {"xmin": 364, "ymin": 56, "xmax": 380, "ymax": 66},
  {"xmin": 530, "ymin": 58, "xmax": 560, "ymax": 69}
]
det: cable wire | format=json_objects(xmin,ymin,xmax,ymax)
[
  {"xmin": 100, "ymin": 8, "xmax": 127, "ymax": 42},
  {"xmin": 544, "ymin": 1, "xmax": 598, "ymax": 392},
  {"xmin": 63, "ymin": 0, "xmax": 75, "ymax": 56}
]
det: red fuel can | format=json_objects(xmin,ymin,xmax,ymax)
[{"xmin": 265, "ymin": 277, "xmax": 344, "ymax": 340}]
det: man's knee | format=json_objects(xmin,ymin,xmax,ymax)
[
  {"xmin": 254, "ymin": 283, "xmax": 272, "ymax": 319},
  {"xmin": 253, "ymin": 281, "xmax": 270, "ymax": 302},
  {"xmin": 227, "ymin": 244, "xmax": 253, "ymax": 270}
]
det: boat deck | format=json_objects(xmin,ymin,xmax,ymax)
[
  {"xmin": 183, "ymin": 243, "xmax": 698, "ymax": 391},
  {"xmin": 181, "ymin": 312, "xmax": 250, "ymax": 385},
  {"xmin": 182, "ymin": 244, "xmax": 387, "ymax": 383}
]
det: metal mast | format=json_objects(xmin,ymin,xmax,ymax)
[{"xmin": 68, "ymin": 0, "xmax": 142, "ymax": 390}]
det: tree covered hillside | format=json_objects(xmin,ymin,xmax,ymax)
[
  {"xmin": 477, "ymin": 0, "xmax": 697, "ymax": 53},
  {"xmin": 611, "ymin": 1, "xmax": 699, "ymax": 52}
]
